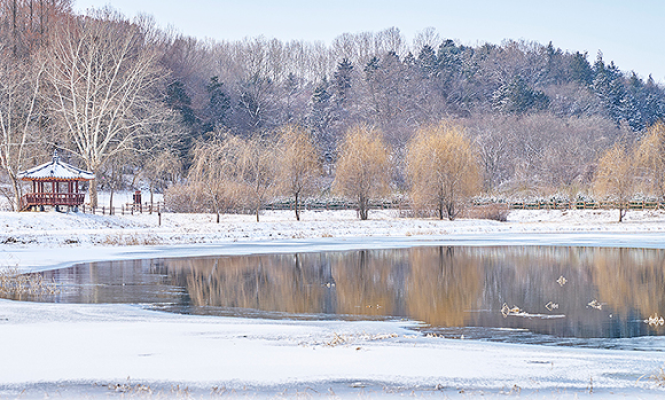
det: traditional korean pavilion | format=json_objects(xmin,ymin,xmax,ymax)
[{"xmin": 17, "ymin": 151, "xmax": 94, "ymax": 212}]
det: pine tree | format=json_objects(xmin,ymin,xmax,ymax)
[
  {"xmin": 569, "ymin": 51, "xmax": 594, "ymax": 86},
  {"xmin": 309, "ymin": 78, "xmax": 335, "ymax": 158},
  {"xmin": 203, "ymin": 76, "xmax": 230, "ymax": 133},
  {"xmin": 592, "ymin": 55, "xmax": 627, "ymax": 126},
  {"xmin": 492, "ymin": 76, "xmax": 549, "ymax": 114},
  {"xmin": 166, "ymin": 80, "xmax": 196, "ymax": 128},
  {"xmin": 643, "ymin": 75, "xmax": 665, "ymax": 127},
  {"xmin": 333, "ymin": 58, "xmax": 353, "ymax": 107},
  {"xmin": 417, "ymin": 45, "xmax": 438, "ymax": 79}
]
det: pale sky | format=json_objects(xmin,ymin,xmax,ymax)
[{"xmin": 74, "ymin": 0, "xmax": 665, "ymax": 82}]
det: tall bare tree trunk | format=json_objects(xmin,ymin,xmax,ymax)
[
  {"xmin": 89, "ymin": 179, "xmax": 98, "ymax": 208},
  {"xmin": 109, "ymin": 186, "xmax": 114, "ymax": 215},
  {"xmin": 149, "ymin": 187, "xmax": 154, "ymax": 214},
  {"xmin": 358, "ymin": 195, "xmax": 369, "ymax": 220},
  {"xmin": 11, "ymin": 177, "xmax": 21, "ymax": 211},
  {"xmin": 11, "ymin": 0, "xmax": 18, "ymax": 57}
]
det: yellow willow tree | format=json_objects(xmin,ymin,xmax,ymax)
[
  {"xmin": 634, "ymin": 122, "xmax": 665, "ymax": 201},
  {"xmin": 188, "ymin": 135, "xmax": 246, "ymax": 223},
  {"xmin": 333, "ymin": 125, "xmax": 390, "ymax": 220},
  {"xmin": 407, "ymin": 122, "xmax": 480, "ymax": 220},
  {"xmin": 593, "ymin": 141, "xmax": 635, "ymax": 222},
  {"xmin": 275, "ymin": 124, "xmax": 320, "ymax": 221},
  {"xmin": 240, "ymin": 134, "xmax": 278, "ymax": 222}
]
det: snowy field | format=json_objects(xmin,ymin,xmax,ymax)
[{"xmin": 2, "ymin": 209, "xmax": 665, "ymax": 399}]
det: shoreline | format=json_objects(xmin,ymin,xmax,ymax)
[
  {"xmin": 2, "ymin": 210, "xmax": 665, "ymax": 398},
  {"xmin": 1, "ymin": 209, "xmax": 665, "ymax": 273}
]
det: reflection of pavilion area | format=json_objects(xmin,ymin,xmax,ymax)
[{"xmin": 157, "ymin": 247, "xmax": 665, "ymax": 339}]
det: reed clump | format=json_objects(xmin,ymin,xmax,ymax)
[{"xmin": 0, "ymin": 267, "xmax": 60, "ymax": 298}]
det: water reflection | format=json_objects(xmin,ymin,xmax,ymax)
[{"xmin": 9, "ymin": 246, "xmax": 665, "ymax": 342}]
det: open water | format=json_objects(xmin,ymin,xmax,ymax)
[{"xmin": 6, "ymin": 245, "xmax": 665, "ymax": 350}]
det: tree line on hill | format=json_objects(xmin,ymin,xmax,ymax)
[{"xmin": 0, "ymin": 2, "xmax": 664, "ymax": 219}]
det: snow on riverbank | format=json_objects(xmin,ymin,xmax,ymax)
[
  {"xmin": 1, "ymin": 208, "xmax": 665, "ymax": 247},
  {"xmin": 0, "ymin": 208, "xmax": 665, "ymax": 273},
  {"xmin": 2, "ymin": 210, "xmax": 665, "ymax": 398},
  {"xmin": 2, "ymin": 299, "xmax": 665, "ymax": 399}
]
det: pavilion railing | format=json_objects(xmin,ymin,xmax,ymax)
[{"xmin": 21, "ymin": 193, "xmax": 86, "ymax": 209}]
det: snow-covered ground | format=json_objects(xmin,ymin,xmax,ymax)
[
  {"xmin": 2, "ymin": 208, "xmax": 665, "ymax": 247},
  {"xmin": 2, "ymin": 209, "xmax": 665, "ymax": 399}
]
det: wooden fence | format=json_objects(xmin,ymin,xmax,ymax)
[
  {"xmin": 78, "ymin": 199, "xmax": 665, "ymax": 216},
  {"xmin": 265, "ymin": 200, "xmax": 665, "ymax": 212},
  {"xmin": 263, "ymin": 201, "xmax": 405, "ymax": 212},
  {"xmin": 506, "ymin": 200, "xmax": 665, "ymax": 211},
  {"xmin": 80, "ymin": 202, "xmax": 165, "ymax": 216}
]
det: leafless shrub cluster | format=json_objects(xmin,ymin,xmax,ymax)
[
  {"xmin": 462, "ymin": 204, "xmax": 510, "ymax": 222},
  {"xmin": 179, "ymin": 132, "xmax": 279, "ymax": 222}
]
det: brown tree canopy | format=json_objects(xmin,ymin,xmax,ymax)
[
  {"xmin": 407, "ymin": 122, "xmax": 480, "ymax": 220},
  {"xmin": 634, "ymin": 122, "xmax": 665, "ymax": 200},
  {"xmin": 275, "ymin": 124, "xmax": 320, "ymax": 221},
  {"xmin": 333, "ymin": 125, "xmax": 390, "ymax": 220},
  {"xmin": 593, "ymin": 141, "xmax": 635, "ymax": 222}
]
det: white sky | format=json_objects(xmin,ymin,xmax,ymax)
[{"xmin": 74, "ymin": 0, "xmax": 665, "ymax": 82}]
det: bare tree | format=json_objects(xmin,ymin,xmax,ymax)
[
  {"xmin": 46, "ymin": 9, "xmax": 168, "ymax": 207},
  {"xmin": 593, "ymin": 141, "xmax": 635, "ymax": 222},
  {"xmin": 0, "ymin": 55, "xmax": 45, "ymax": 210},
  {"xmin": 275, "ymin": 124, "xmax": 320, "ymax": 220},
  {"xmin": 0, "ymin": 0, "xmax": 72, "ymax": 58},
  {"xmin": 333, "ymin": 125, "xmax": 390, "ymax": 220},
  {"xmin": 407, "ymin": 122, "xmax": 480, "ymax": 220},
  {"xmin": 241, "ymin": 133, "xmax": 277, "ymax": 222},
  {"xmin": 98, "ymin": 150, "xmax": 126, "ymax": 214},
  {"xmin": 142, "ymin": 149, "xmax": 182, "ymax": 211}
]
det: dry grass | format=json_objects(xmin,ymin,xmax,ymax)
[
  {"xmin": 0, "ymin": 267, "xmax": 59, "ymax": 297},
  {"xmin": 646, "ymin": 367, "xmax": 665, "ymax": 387},
  {"xmin": 98, "ymin": 235, "xmax": 161, "ymax": 246}
]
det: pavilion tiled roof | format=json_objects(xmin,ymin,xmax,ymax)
[{"xmin": 17, "ymin": 152, "xmax": 94, "ymax": 181}]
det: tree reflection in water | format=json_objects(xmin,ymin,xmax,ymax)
[{"xmin": 19, "ymin": 246, "xmax": 665, "ymax": 340}]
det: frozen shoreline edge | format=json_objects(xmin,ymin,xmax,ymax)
[{"xmin": 2, "ymin": 210, "xmax": 665, "ymax": 398}]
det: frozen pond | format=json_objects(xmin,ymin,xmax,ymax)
[{"xmin": 5, "ymin": 245, "xmax": 665, "ymax": 349}]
